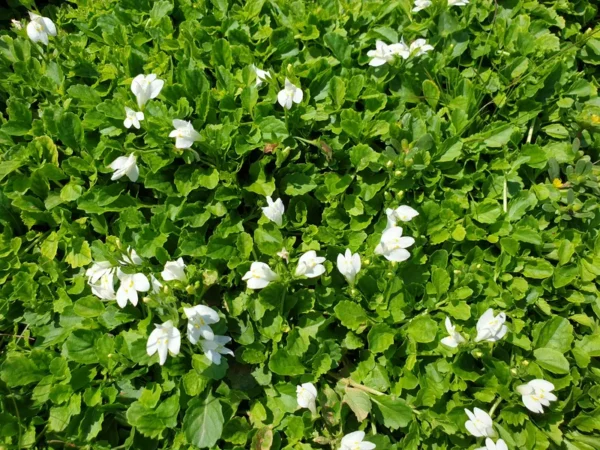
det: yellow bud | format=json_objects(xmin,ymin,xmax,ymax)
[
  {"xmin": 552, "ymin": 178, "xmax": 564, "ymax": 188},
  {"xmin": 363, "ymin": 259, "xmax": 370, "ymax": 266},
  {"xmin": 107, "ymin": 353, "xmax": 113, "ymax": 358},
  {"xmin": 186, "ymin": 285, "xmax": 196, "ymax": 295},
  {"xmin": 510, "ymin": 368, "xmax": 518, "ymax": 376},
  {"xmin": 142, "ymin": 296, "xmax": 150, "ymax": 303},
  {"xmin": 522, "ymin": 360, "xmax": 529, "ymax": 366},
  {"xmin": 394, "ymin": 170, "xmax": 402, "ymax": 177},
  {"xmin": 474, "ymin": 350, "xmax": 483, "ymax": 358},
  {"xmin": 454, "ymin": 270, "xmax": 461, "ymax": 274},
  {"xmin": 386, "ymin": 160, "xmax": 393, "ymax": 168}
]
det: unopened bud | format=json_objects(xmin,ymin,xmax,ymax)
[
  {"xmin": 522, "ymin": 360, "xmax": 529, "ymax": 366},
  {"xmin": 386, "ymin": 160, "xmax": 393, "ymax": 168},
  {"xmin": 474, "ymin": 350, "xmax": 483, "ymax": 358},
  {"xmin": 510, "ymin": 368, "xmax": 518, "ymax": 376},
  {"xmin": 163, "ymin": 286, "xmax": 169, "ymax": 294},
  {"xmin": 454, "ymin": 270, "xmax": 461, "ymax": 274},
  {"xmin": 11, "ymin": 19, "xmax": 23, "ymax": 30},
  {"xmin": 107, "ymin": 353, "xmax": 113, "ymax": 358},
  {"xmin": 363, "ymin": 259, "xmax": 370, "ymax": 266},
  {"xmin": 202, "ymin": 270, "xmax": 218, "ymax": 286},
  {"xmin": 142, "ymin": 296, "xmax": 150, "ymax": 303},
  {"xmin": 394, "ymin": 170, "xmax": 402, "ymax": 177},
  {"xmin": 476, "ymin": 264, "xmax": 481, "ymax": 269},
  {"xmin": 186, "ymin": 285, "xmax": 196, "ymax": 295}
]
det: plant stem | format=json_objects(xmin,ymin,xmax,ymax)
[{"xmin": 489, "ymin": 397, "xmax": 502, "ymax": 418}]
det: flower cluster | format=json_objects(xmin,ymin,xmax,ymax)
[
  {"xmin": 367, "ymin": 39, "xmax": 433, "ymax": 67},
  {"xmin": 86, "ymin": 252, "xmax": 232, "ymax": 367}
]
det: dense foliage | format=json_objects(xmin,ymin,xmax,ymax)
[{"xmin": 1, "ymin": 0, "xmax": 600, "ymax": 449}]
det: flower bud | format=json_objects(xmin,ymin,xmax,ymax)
[
  {"xmin": 363, "ymin": 259, "xmax": 370, "ymax": 266},
  {"xmin": 186, "ymin": 285, "xmax": 196, "ymax": 295},
  {"xmin": 474, "ymin": 350, "xmax": 482, "ymax": 358},
  {"xmin": 394, "ymin": 170, "xmax": 402, "ymax": 177},
  {"xmin": 107, "ymin": 353, "xmax": 113, "ymax": 358},
  {"xmin": 203, "ymin": 270, "xmax": 218, "ymax": 286},
  {"xmin": 386, "ymin": 160, "xmax": 393, "ymax": 168},
  {"xmin": 510, "ymin": 368, "xmax": 518, "ymax": 376},
  {"xmin": 522, "ymin": 360, "xmax": 529, "ymax": 366},
  {"xmin": 142, "ymin": 296, "xmax": 150, "ymax": 303},
  {"xmin": 163, "ymin": 286, "xmax": 169, "ymax": 294}
]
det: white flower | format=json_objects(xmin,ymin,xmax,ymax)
[
  {"xmin": 184, "ymin": 305, "xmax": 220, "ymax": 344},
  {"xmin": 339, "ymin": 431, "xmax": 376, "ymax": 450},
  {"xmin": 336, "ymin": 249, "xmax": 361, "ymax": 285},
  {"xmin": 296, "ymin": 383, "xmax": 317, "ymax": 414},
  {"xmin": 200, "ymin": 335, "xmax": 234, "ymax": 365},
  {"xmin": 124, "ymin": 107, "xmax": 144, "ymax": 129},
  {"xmin": 475, "ymin": 309, "xmax": 508, "ymax": 342},
  {"xmin": 295, "ymin": 251, "xmax": 326, "ymax": 278},
  {"xmin": 161, "ymin": 258, "xmax": 187, "ymax": 282},
  {"xmin": 277, "ymin": 78, "xmax": 303, "ymax": 110},
  {"xmin": 11, "ymin": 19, "xmax": 23, "ymax": 30},
  {"xmin": 90, "ymin": 272, "xmax": 116, "ymax": 300},
  {"xmin": 262, "ymin": 197, "xmax": 285, "ymax": 226},
  {"xmin": 119, "ymin": 247, "xmax": 142, "ymax": 266},
  {"xmin": 242, "ymin": 262, "xmax": 279, "ymax": 289},
  {"xmin": 517, "ymin": 379, "xmax": 557, "ymax": 414},
  {"xmin": 476, "ymin": 439, "xmax": 508, "ymax": 450},
  {"xmin": 387, "ymin": 41, "xmax": 411, "ymax": 60},
  {"xmin": 464, "ymin": 407, "xmax": 495, "ymax": 437},
  {"xmin": 374, "ymin": 227, "xmax": 415, "ymax": 262},
  {"xmin": 412, "ymin": 0, "xmax": 432, "ymax": 12},
  {"xmin": 253, "ymin": 65, "xmax": 271, "ymax": 86},
  {"xmin": 385, "ymin": 205, "xmax": 419, "ymax": 230},
  {"xmin": 108, "ymin": 154, "xmax": 139, "ymax": 182},
  {"xmin": 367, "ymin": 40, "xmax": 396, "ymax": 67},
  {"xmin": 448, "ymin": 0, "xmax": 469, "ymax": 6},
  {"xmin": 131, "ymin": 74, "xmax": 164, "ymax": 109},
  {"xmin": 440, "ymin": 317, "xmax": 466, "ymax": 348},
  {"xmin": 150, "ymin": 275, "xmax": 163, "ymax": 293},
  {"xmin": 146, "ymin": 320, "xmax": 181, "ymax": 366},
  {"xmin": 277, "ymin": 247, "xmax": 289, "ymax": 262},
  {"xmin": 86, "ymin": 261, "xmax": 114, "ymax": 284},
  {"xmin": 169, "ymin": 119, "xmax": 201, "ymax": 149},
  {"xmin": 408, "ymin": 38, "xmax": 434, "ymax": 57},
  {"xmin": 26, "ymin": 13, "xmax": 56, "ymax": 45},
  {"xmin": 116, "ymin": 270, "xmax": 150, "ymax": 308}
]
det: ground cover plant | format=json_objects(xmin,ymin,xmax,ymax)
[{"xmin": 1, "ymin": 0, "xmax": 600, "ymax": 448}]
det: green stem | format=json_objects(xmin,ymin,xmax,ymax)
[{"xmin": 489, "ymin": 397, "xmax": 502, "ymax": 418}]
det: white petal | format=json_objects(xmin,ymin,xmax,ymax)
[
  {"xmin": 175, "ymin": 136, "xmax": 194, "ymax": 149},
  {"xmin": 441, "ymin": 336, "xmax": 459, "ymax": 348},
  {"xmin": 277, "ymin": 90, "xmax": 289, "ymax": 108},
  {"xmin": 42, "ymin": 18, "xmax": 57, "ymax": 36},
  {"xmin": 157, "ymin": 341, "xmax": 168, "ymax": 365},
  {"xmin": 149, "ymin": 79, "xmax": 164, "ymax": 98},
  {"xmin": 247, "ymin": 277, "xmax": 270, "ymax": 289},
  {"xmin": 292, "ymin": 88, "xmax": 303, "ymax": 104},
  {"xmin": 133, "ymin": 273, "xmax": 150, "ymax": 291}
]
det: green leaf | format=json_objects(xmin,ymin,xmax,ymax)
[
  {"xmin": 343, "ymin": 387, "xmax": 371, "ymax": 421},
  {"xmin": 183, "ymin": 392, "xmax": 224, "ymax": 448},
  {"xmin": 406, "ymin": 317, "xmax": 438, "ymax": 343},
  {"xmin": 334, "ymin": 301, "xmax": 369, "ymax": 331},
  {"xmin": 534, "ymin": 317, "xmax": 573, "ymax": 353},
  {"xmin": 126, "ymin": 394, "xmax": 180, "ymax": 438},
  {"xmin": 73, "ymin": 297, "xmax": 105, "ymax": 318},
  {"xmin": 58, "ymin": 112, "xmax": 84, "ymax": 150},
  {"xmin": 268, "ymin": 349, "xmax": 305, "ymax": 376},
  {"xmin": 350, "ymin": 144, "xmax": 379, "ymax": 171},
  {"xmin": 64, "ymin": 330, "xmax": 100, "ymax": 364},
  {"xmin": 533, "ymin": 348, "xmax": 570, "ymax": 374},
  {"xmin": 367, "ymin": 324, "xmax": 395, "ymax": 353},
  {"xmin": 371, "ymin": 396, "xmax": 413, "ymax": 430}
]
